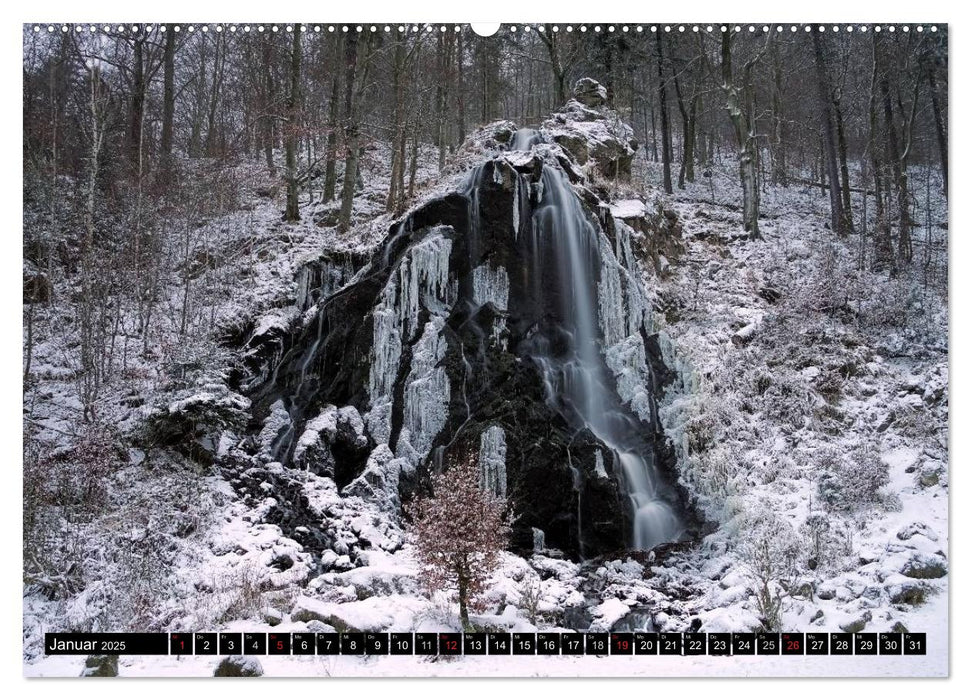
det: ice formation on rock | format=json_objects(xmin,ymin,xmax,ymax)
[
  {"xmin": 479, "ymin": 424, "xmax": 507, "ymax": 498},
  {"xmin": 399, "ymin": 317, "xmax": 450, "ymax": 462},
  {"xmin": 366, "ymin": 229, "xmax": 454, "ymax": 444}
]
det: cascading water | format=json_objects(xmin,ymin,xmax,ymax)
[
  {"xmin": 509, "ymin": 129, "xmax": 683, "ymax": 552},
  {"xmin": 510, "ymin": 127, "xmax": 544, "ymax": 151},
  {"xmin": 255, "ymin": 112, "xmax": 689, "ymax": 558}
]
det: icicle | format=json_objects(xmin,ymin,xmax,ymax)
[
  {"xmin": 478, "ymin": 425, "xmax": 507, "ymax": 498},
  {"xmin": 597, "ymin": 240, "xmax": 626, "ymax": 349},
  {"xmin": 471, "ymin": 264, "xmax": 509, "ymax": 311},
  {"xmin": 368, "ymin": 281, "xmax": 403, "ymax": 404},
  {"xmin": 594, "ymin": 449, "xmax": 607, "ymax": 479},
  {"xmin": 367, "ymin": 229, "xmax": 454, "ymax": 445},
  {"xmin": 399, "ymin": 317, "xmax": 450, "ymax": 461},
  {"xmin": 513, "ymin": 177, "xmax": 520, "ymax": 237},
  {"xmin": 605, "ymin": 334, "xmax": 653, "ymax": 422}
]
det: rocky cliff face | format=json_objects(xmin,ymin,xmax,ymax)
[{"xmin": 243, "ymin": 79, "xmax": 698, "ymax": 561}]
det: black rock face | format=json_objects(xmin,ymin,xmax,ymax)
[{"xmin": 246, "ymin": 140, "xmax": 696, "ymax": 560}]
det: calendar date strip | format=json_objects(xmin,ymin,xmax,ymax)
[{"xmin": 45, "ymin": 631, "xmax": 926, "ymax": 656}]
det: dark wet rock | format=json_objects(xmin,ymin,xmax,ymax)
[
  {"xmin": 306, "ymin": 620, "xmax": 338, "ymax": 634},
  {"xmin": 544, "ymin": 95, "xmax": 639, "ymax": 180},
  {"xmin": 293, "ymin": 405, "xmax": 371, "ymax": 486},
  {"xmin": 877, "ymin": 411, "xmax": 896, "ymax": 432},
  {"xmin": 561, "ymin": 605, "xmax": 594, "ymax": 631},
  {"xmin": 552, "ymin": 132, "xmax": 589, "ymax": 166},
  {"xmin": 817, "ymin": 582, "xmax": 837, "ymax": 600},
  {"xmin": 220, "ymin": 452, "xmax": 337, "ymax": 560},
  {"xmin": 342, "ymin": 444, "xmax": 404, "ymax": 515},
  {"xmin": 295, "ymin": 250, "xmax": 368, "ymax": 312}
]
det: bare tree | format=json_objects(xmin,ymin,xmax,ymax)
[
  {"xmin": 812, "ymin": 31, "xmax": 848, "ymax": 236},
  {"xmin": 159, "ymin": 25, "xmax": 176, "ymax": 180},
  {"xmin": 337, "ymin": 30, "xmax": 360, "ymax": 234},
  {"xmin": 655, "ymin": 32, "xmax": 673, "ymax": 194},
  {"xmin": 261, "ymin": 32, "xmax": 277, "ymax": 176},
  {"xmin": 284, "ymin": 26, "xmax": 302, "ymax": 222},
  {"xmin": 78, "ymin": 61, "xmax": 111, "ymax": 422},
  {"xmin": 706, "ymin": 29, "xmax": 772, "ymax": 236},
  {"xmin": 322, "ymin": 32, "xmax": 343, "ymax": 202}
]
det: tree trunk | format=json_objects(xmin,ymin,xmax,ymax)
[
  {"xmin": 407, "ymin": 112, "xmax": 420, "ymax": 199},
  {"xmin": 387, "ymin": 35, "xmax": 406, "ymax": 214},
  {"xmin": 338, "ymin": 31, "xmax": 360, "ymax": 234},
  {"xmin": 323, "ymin": 33, "xmax": 342, "ymax": 202},
  {"xmin": 770, "ymin": 44, "xmax": 787, "ymax": 186},
  {"xmin": 284, "ymin": 27, "xmax": 302, "ymax": 222},
  {"xmin": 656, "ymin": 33, "xmax": 673, "ymax": 194},
  {"xmin": 880, "ymin": 75, "xmax": 909, "ymax": 261},
  {"xmin": 720, "ymin": 32, "xmax": 764, "ymax": 236},
  {"xmin": 80, "ymin": 65, "xmax": 108, "ymax": 422},
  {"xmin": 812, "ymin": 32, "xmax": 847, "ymax": 235},
  {"xmin": 927, "ymin": 66, "xmax": 948, "ymax": 196},
  {"xmin": 457, "ymin": 569, "xmax": 471, "ymax": 630},
  {"xmin": 159, "ymin": 27, "xmax": 176, "ymax": 178},
  {"xmin": 456, "ymin": 29, "xmax": 466, "ymax": 145},
  {"xmin": 686, "ymin": 94, "xmax": 699, "ymax": 183},
  {"xmin": 128, "ymin": 37, "xmax": 145, "ymax": 174},
  {"xmin": 834, "ymin": 99, "xmax": 854, "ymax": 231},
  {"xmin": 672, "ymin": 65, "xmax": 697, "ymax": 188},
  {"xmin": 262, "ymin": 33, "xmax": 276, "ymax": 176},
  {"xmin": 538, "ymin": 25, "xmax": 568, "ymax": 104},
  {"xmin": 436, "ymin": 31, "xmax": 451, "ymax": 172},
  {"xmin": 205, "ymin": 33, "xmax": 225, "ymax": 156}
]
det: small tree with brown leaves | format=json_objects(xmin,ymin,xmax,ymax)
[{"xmin": 406, "ymin": 453, "xmax": 514, "ymax": 630}]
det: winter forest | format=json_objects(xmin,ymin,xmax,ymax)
[{"xmin": 23, "ymin": 23, "xmax": 948, "ymax": 677}]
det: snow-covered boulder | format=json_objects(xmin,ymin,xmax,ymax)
[
  {"xmin": 543, "ymin": 83, "xmax": 639, "ymax": 181},
  {"xmin": 342, "ymin": 444, "xmax": 406, "ymax": 517},
  {"xmin": 574, "ymin": 77, "xmax": 608, "ymax": 108},
  {"xmin": 80, "ymin": 655, "xmax": 118, "ymax": 677},
  {"xmin": 293, "ymin": 404, "xmax": 369, "ymax": 481},
  {"xmin": 214, "ymin": 656, "xmax": 263, "ymax": 677},
  {"xmin": 896, "ymin": 521, "xmax": 939, "ymax": 542},
  {"xmin": 900, "ymin": 552, "xmax": 948, "ymax": 579}
]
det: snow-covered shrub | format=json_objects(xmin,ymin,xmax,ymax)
[
  {"xmin": 798, "ymin": 510, "xmax": 854, "ymax": 573},
  {"xmin": 892, "ymin": 397, "xmax": 939, "ymax": 441},
  {"xmin": 24, "ymin": 423, "xmax": 124, "ymax": 598},
  {"xmin": 794, "ymin": 241, "xmax": 856, "ymax": 317},
  {"xmin": 759, "ymin": 370, "xmax": 815, "ymax": 431},
  {"xmin": 25, "ymin": 422, "xmax": 120, "ymax": 516},
  {"xmin": 518, "ymin": 577, "xmax": 543, "ymax": 626},
  {"xmin": 815, "ymin": 445, "xmax": 889, "ymax": 512},
  {"xmin": 738, "ymin": 508, "xmax": 803, "ymax": 631},
  {"xmin": 215, "ymin": 562, "xmax": 267, "ymax": 625},
  {"xmin": 692, "ymin": 443, "xmax": 744, "ymax": 506}
]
